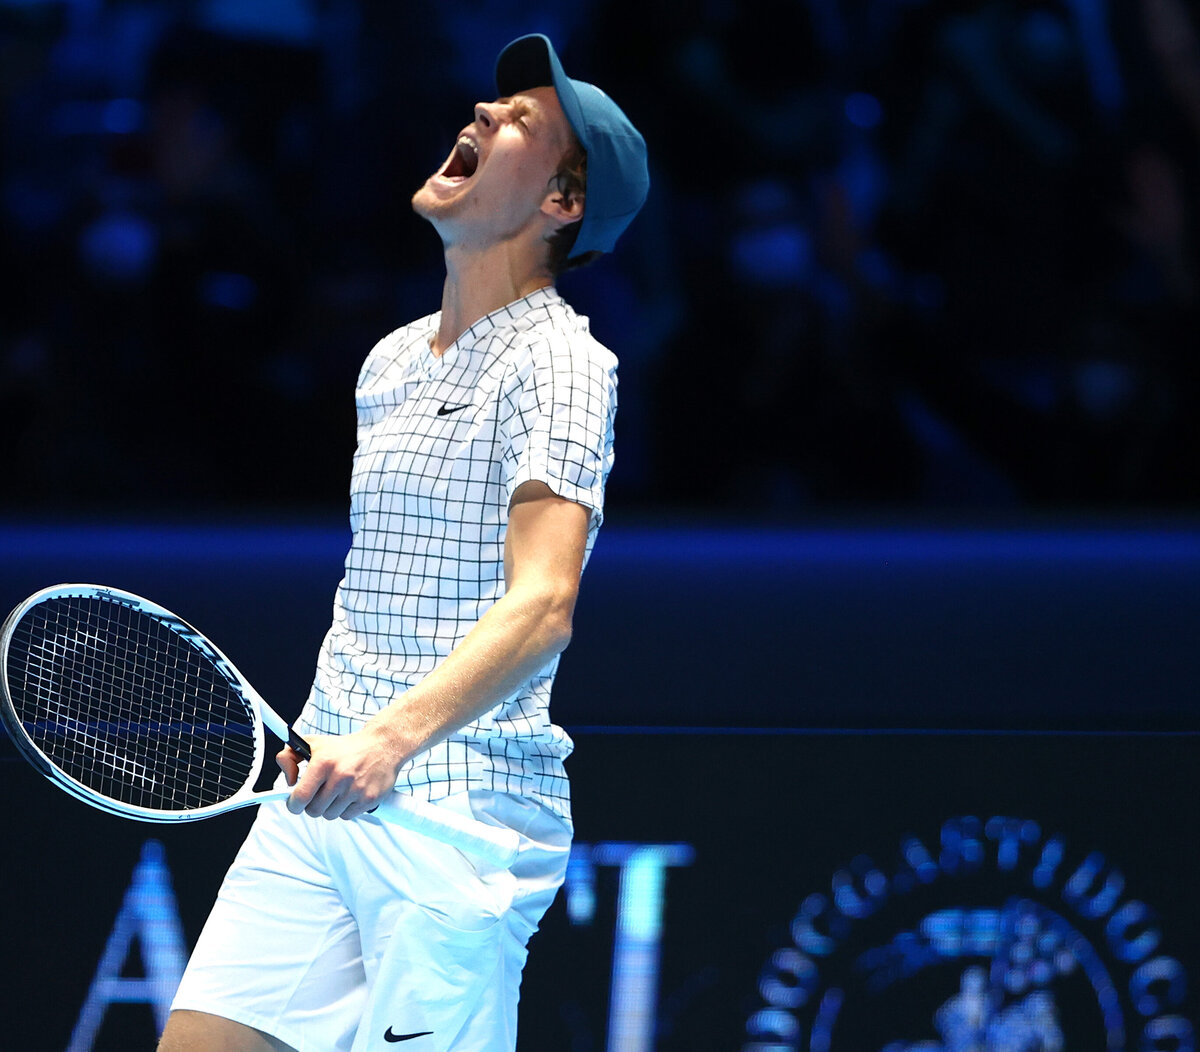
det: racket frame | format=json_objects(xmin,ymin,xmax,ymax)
[
  {"xmin": 1, "ymin": 583, "xmax": 281, "ymax": 823},
  {"xmin": 1, "ymin": 584, "xmax": 520, "ymax": 867}
]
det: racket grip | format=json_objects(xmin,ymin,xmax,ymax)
[
  {"xmin": 287, "ymin": 728, "xmax": 312, "ymax": 762},
  {"xmin": 373, "ymin": 793, "xmax": 520, "ymax": 869}
]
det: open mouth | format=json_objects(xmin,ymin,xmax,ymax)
[{"xmin": 442, "ymin": 135, "xmax": 479, "ymax": 180}]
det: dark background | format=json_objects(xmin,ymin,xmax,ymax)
[
  {"xmin": 2, "ymin": 0, "xmax": 1199, "ymax": 517},
  {"xmin": 2, "ymin": 525, "xmax": 1198, "ymax": 1048},
  {"xmin": 5, "ymin": 728, "xmax": 1197, "ymax": 1050},
  {"xmin": 2, "ymin": 0, "xmax": 1200, "ymax": 1048}
]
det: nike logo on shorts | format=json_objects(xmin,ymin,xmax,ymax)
[
  {"xmin": 437, "ymin": 403, "xmax": 471, "ymax": 416},
  {"xmin": 384, "ymin": 1029, "xmax": 434, "ymax": 1043}
]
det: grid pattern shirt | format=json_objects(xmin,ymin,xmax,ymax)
[{"xmin": 297, "ymin": 287, "xmax": 617, "ymax": 824}]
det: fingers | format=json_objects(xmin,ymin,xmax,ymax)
[
  {"xmin": 285, "ymin": 768, "xmax": 319, "ymax": 816},
  {"xmin": 292, "ymin": 787, "xmax": 378, "ymax": 821},
  {"xmin": 278, "ymin": 731, "xmax": 397, "ymax": 821},
  {"xmin": 285, "ymin": 758, "xmax": 384, "ymax": 821},
  {"xmin": 276, "ymin": 746, "xmax": 302, "ymax": 786}
]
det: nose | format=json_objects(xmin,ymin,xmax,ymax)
[{"xmin": 474, "ymin": 102, "xmax": 498, "ymax": 132}]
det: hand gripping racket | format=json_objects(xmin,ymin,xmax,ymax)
[{"xmin": 0, "ymin": 584, "xmax": 519, "ymax": 867}]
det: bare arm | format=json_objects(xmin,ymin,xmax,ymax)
[{"xmin": 280, "ymin": 479, "xmax": 591, "ymax": 820}]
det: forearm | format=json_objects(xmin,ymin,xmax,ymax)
[{"xmin": 365, "ymin": 580, "xmax": 575, "ymax": 763}]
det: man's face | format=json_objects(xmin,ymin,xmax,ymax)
[{"xmin": 412, "ymin": 85, "xmax": 575, "ymax": 251}]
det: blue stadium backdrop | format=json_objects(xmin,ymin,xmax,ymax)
[{"xmin": 1, "ymin": 522, "xmax": 1198, "ymax": 1050}]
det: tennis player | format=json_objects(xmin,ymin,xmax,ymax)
[{"xmin": 159, "ymin": 33, "xmax": 647, "ymax": 1052}]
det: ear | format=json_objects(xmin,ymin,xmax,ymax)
[{"xmin": 541, "ymin": 188, "xmax": 585, "ymax": 227}]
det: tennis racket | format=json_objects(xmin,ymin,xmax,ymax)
[{"xmin": 0, "ymin": 583, "xmax": 519, "ymax": 867}]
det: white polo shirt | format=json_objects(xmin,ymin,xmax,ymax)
[{"xmin": 297, "ymin": 287, "xmax": 617, "ymax": 824}]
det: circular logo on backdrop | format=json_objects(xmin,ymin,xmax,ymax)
[{"xmin": 741, "ymin": 816, "xmax": 1194, "ymax": 1051}]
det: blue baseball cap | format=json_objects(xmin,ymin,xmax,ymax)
[{"xmin": 495, "ymin": 34, "xmax": 649, "ymax": 258}]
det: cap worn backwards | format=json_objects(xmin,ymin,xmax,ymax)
[{"xmin": 495, "ymin": 34, "xmax": 649, "ymax": 259}]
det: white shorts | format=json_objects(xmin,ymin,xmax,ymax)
[{"xmin": 171, "ymin": 790, "xmax": 571, "ymax": 1052}]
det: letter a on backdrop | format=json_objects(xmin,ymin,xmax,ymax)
[{"xmin": 67, "ymin": 840, "xmax": 188, "ymax": 1052}]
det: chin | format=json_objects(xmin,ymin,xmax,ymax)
[
  {"xmin": 411, "ymin": 182, "xmax": 435, "ymax": 217},
  {"xmin": 412, "ymin": 179, "xmax": 464, "ymax": 224}
]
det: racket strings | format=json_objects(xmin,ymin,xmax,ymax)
[{"xmin": 7, "ymin": 595, "xmax": 259, "ymax": 811}]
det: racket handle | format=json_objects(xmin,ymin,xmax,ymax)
[
  {"xmin": 372, "ymin": 793, "xmax": 520, "ymax": 869},
  {"xmin": 287, "ymin": 728, "xmax": 313, "ymax": 762}
]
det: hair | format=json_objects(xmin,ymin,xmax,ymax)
[{"xmin": 545, "ymin": 136, "xmax": 601, "ymax": 277}]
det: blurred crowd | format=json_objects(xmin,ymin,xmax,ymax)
[{"xmin": 1, "ymin": 0, "xmax": 1198, "ymax": 517}]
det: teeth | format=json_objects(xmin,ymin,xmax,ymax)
[
  {"xmin": 440, "ymin": 135, "xmax": 479, "ymax": 181},
  {"xmin": 448, "ymin": 135, "xmax": 479, "ymax": 179}
]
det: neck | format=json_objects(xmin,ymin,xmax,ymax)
[{"xmin": 431, "ymin": 242, "xmax": 554, "ymax": 355}]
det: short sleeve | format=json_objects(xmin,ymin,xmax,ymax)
[{"xmin": 502, "ymin": 333, "xmax": 618, "ymax": 525}]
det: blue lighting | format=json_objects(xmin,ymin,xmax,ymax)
[
  {"xmin": 200, "ymin": 271, "xmax": 259, "ymax": 311},
  {"xmin": 102, "ymin": 98, "xmax": 143, "ymax": 135},
  {"xmin": 844, "ymin": 92, "xmax": 883, "ymax": 129},
  {"xmin": 5, "ymin": 522, "xmax": 1200, "ymax": 569}
]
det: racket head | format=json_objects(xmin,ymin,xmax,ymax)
[{"xmin": 0, "ymin": 584, "xmax": 268, "ymax": 822}]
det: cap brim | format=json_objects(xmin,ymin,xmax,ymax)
[{"xmin": 495, "ymin": 35, "xmax": 588, "ymax": 154}]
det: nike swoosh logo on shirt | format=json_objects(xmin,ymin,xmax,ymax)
[
  {"xmin": 437, "ymin": 403, "xmax": 471, "ymax": 415},
  {"xmin": 384, "ymin": 1029, "xmax": 434, "ymax": 1043}
]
